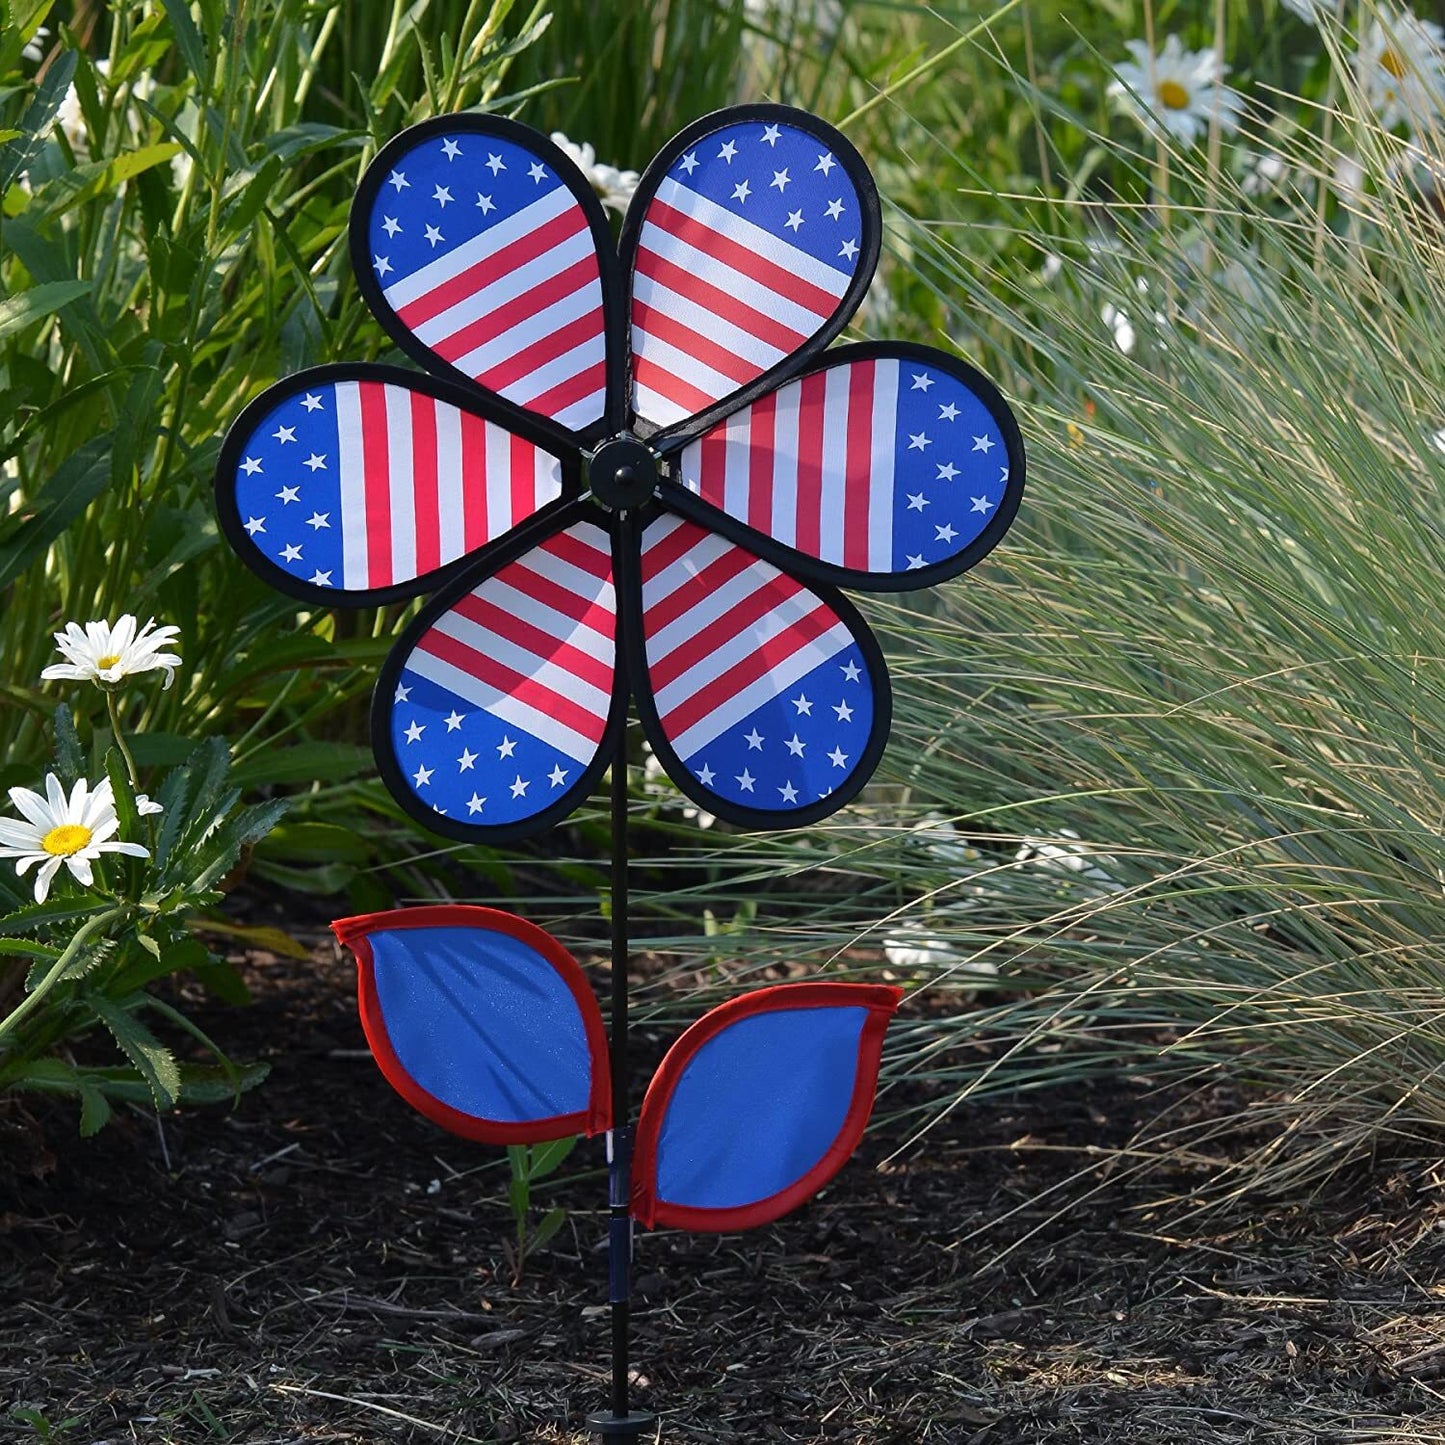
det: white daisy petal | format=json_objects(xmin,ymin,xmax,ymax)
[
  {"xmin": 8, "ymin": 785, "xmax": 53, "ymax": 831},
  {"xmin": 38, "ymin": 614, "xmax": 184, "ymax": 690},
  {"xmin": 34, "ymin": 855, "xmax": 64, "ymax": 903},
  {"xmin": 66, "ymin": 854, "xmax": 95, "ymax": 888}
]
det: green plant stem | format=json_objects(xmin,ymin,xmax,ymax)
[
  {"xmin": 0, "ymin": 906, "xmax": 128, "ymax": 1050},
  {"xmin": 105, "ymin": 690, "xmax": 139, "ymax": 788}
]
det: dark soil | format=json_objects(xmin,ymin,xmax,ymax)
[{"xmin": 4, "ymin": 919, "xmax": 1445, "ymax": 1444}]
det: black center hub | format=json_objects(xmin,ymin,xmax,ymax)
[{"xmin": 586, "ymin": 435, "xmax": 659, "ymax": 512}]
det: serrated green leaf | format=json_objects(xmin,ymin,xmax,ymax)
[
  {"xmin": 79, "ymin": 1084, "xmax": 112, "ymax": 1136},
  {"xmin": 52, "ymin": 704, "xmax": 85, "ymax": 785},
  {"xmin": 89, "ymin": 993, "xmax": 180, "ymax": 1109}
]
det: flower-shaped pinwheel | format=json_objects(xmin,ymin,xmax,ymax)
[{"xmin": 217, "ymin": 104, "xmax": 1025, "ymax": 842}]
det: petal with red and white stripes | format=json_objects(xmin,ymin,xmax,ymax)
[
  {"xmin": 633, "ymin": 513, "xmax": 890, "ymax": 828},
  {"xmin": 376, "ymin": 514, "xmax": 622, "ymax": 841},
  {"xmin": 622, "ymin": 109, "xmax": 878, "ymax": 431},
  {"xmin": 671, "ymin": 346, "xmax": 1026, "ymax": 588},
  {"xmin": 353, "ymin": 119, "xmax": 615, "ymax": 433},
  {"xmin": 218, "ymin": 370, "xmax": 568, "ymax": 604}
]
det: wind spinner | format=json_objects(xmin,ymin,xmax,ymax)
[{"xmin": 215, "ymin": 103, "xmax": 1025, "ymax": 1438}]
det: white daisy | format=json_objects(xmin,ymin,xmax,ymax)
[
  {"xmin": 1108, "ymin": 35, "xmax": 1245, "ymax": 146},
  {"xmin": 1358, "ymin": 11, "xmax": 1445, "ymax": 133},
  {"xmin": 21, "ymin": 26, "xmax": 50, "ymax": 63},
  {"xmin": 550, "ymin": 132, "xmax": 639, "ymax": 216},
  {"xmin": 41, "ymin": 615, "xmax": 183, "ymax": 690},
  {"xmin": 0, "ymin": 775, "xmax": 150, "ymax": 903}
]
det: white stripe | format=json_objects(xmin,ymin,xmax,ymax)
[
  {"xmin": 415, "ymin": 230, "xmax": 597, "ymax": 358},
  {"xmin": 451, "ymin": 280, "xmax": 600, "ymax": 383},
  {"xmin": 553, "ymin": 389, "xmax": 608, "ymax": 431},
  {"xmin": 665, "ymin": 616, "xmax": 855, "ymax": 760},
  {"xmin": 381, "ymin": 186, "xmax": 575, "ymax": 311},
  {"xmin": 406, "ymin": 649, "xmax": 598, "ymax": 763},
  {"xmin": 632, "ymin": 381, "xmax": 691, "ymax": 429},
  {"xmin": 649, "ymin": 555, "xmax": 779, "ymax": 667},
  {"xmin": 335, "ymin": 381, "xmax": 368, "ymax": 589},
  {"xmin": 384, "ymin": 386, "xmax": 416, "ymax": 583},
  {"xmin": 722, "ymin": 409, "xmax": 752, "ymax": 521},
  {"xmin": 534, "ymin": 450, "xmax": 562, "ymax": 511},
  {"xmin": 515, "ymin": 533, "xmax": 615, "ymax": 603},
  {"xmin": 631, "ymin": 329, "xmax": 742, "ymax": 414},
  {"xmin": 817, "ymin": 365, "xmax": 851, "ymax": 566},
  {"xmin": 435, "ymin": 403, "xmax": 464, "ymax": 566},
  {"xmin": 867, "ymin": 360, "xmax": 898, "ymax": 571},
  {"xmin": 651, "ymin": 175, "xmax": 853, "ymax": 298},
  {"xmin": 483, "ymin": 580, "xmax": 613, "ymax": 665},
  {"xmin": 485, "ymin": 421, "xmax": 511, "ymax": 533},
  {"xmin": 502, "ymin": 332, "xmax": 607, "ymax": 406},
  {"xmin": 770, "ymin": 382, "xmax": 801, "ymax": 550},
  {"xmin": 631, "ymin": 272, "xmax": 783, "ymax": 373},
  {"xmin": 641, "ymin": 522, "xmax": 730, "ymax": 611}
]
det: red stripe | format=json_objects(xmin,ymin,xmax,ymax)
[
  {"xmin": 630, "ymin": 297, "xmax": 762, "ymax": 388},
  {"xmin": 648, "ymin": 553, "xmax": 782, "ymax": 693},
  {"xmin": 460, "ymin": 411, "xmax": 488, "ymax": 554},
  {"xmin": 843, "ymin": 361, "xmax": 874, "ymax": 571},
  {"xmin": 411, "ymin": 394, "xmax": 441, "ymax": 576},
  {"xmin": 545, "ymin": 527, "xmax": 613, "ymax": 581},
  {"xmin": 433, "ymin": 255, "xmax": 597, "ymax": 366},
  {"xmin": 395, "ymin": 209, "xmax": 591, "ymax": 330},
  {"xmin": 523, "ymin": 358, "xmax": 606, "ymax": 423},
  {"xmin": 633, "ymin": 354, "xmax": 714, "ymax": 417},
  {"xmin": 635, "ymin": 246, "xmax": 806, "ymax": 356},
  {"xmin": 505, "ymin": 561, "xmax": 614, "ymax": 636},
  {"xmin": 419, "ymin": 630, "xmax": 608, "ymax": 742},
  {"xmin": 509, "ymin": 434, "xmax": 532, "ymax": 533},
  {"xmin": 640, "ymin": 518, "xmax": 705, "ymax": 583},
  {"xmin": 451, "ymin": 592, "xmax": 614, "ymax": 694},
  {"xmin": 644, "ymin": 537, "xmax": 756, "ymax": 640},
  {"xmin": 747, "ymin": 391, "xmax": 777, "ymax": 533},
  {"xmin": 359, "ymin": 381, "xmax": 391, "ymax": 587},
  {"xmin": 793, "ymin": 371, "xmax": 827, "ymax": 559},
  {"xmin": 646, "ymin": 200, "xmax": 845, "ymax": 318},
  {"xmin": 696, "ymin": 427, "xmax": 727, "ymax": 508},
  {"xmin": 476, "ymin": 305, "xmax": 602, "ymax": 393},
  {"xmin": 661, "ymin": 592, "xmax": 838, "ymax": 739}
]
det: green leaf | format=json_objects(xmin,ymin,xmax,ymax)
[
  {"xmin": 159, "ymin": 0, "xmax": 208, "ymax": 79},
  {"xmin": 190, "ymin": 958, "xmax": 251, "ymax": 1007},
  {"xmin": 88, "ymin": 993, "xmax": 181, "ymax": 1110},
  {"xmin": 254, "ymin": 822, "xmax": 373, "ymax": 867},
  {"xmin": 0, "ymin": 897, "xmax": 105, "ymax": 937},
  {"xmin": 36, "ymin": 144, "xmax": 184, "ymax": 219},
  {"xmin": 108, "ymin": 935, "xmax": 207, "ymax": 995},
  {"xmin": 78, "ymin": 1084, "xmax": 112, "ymax": 1136},
  {"xmin": 52, "ymin": 704, "xmax": 85, "ymax": 785},
  {"xmin": 527, "ymin": 1135, "xmax": 577, "ymax": 1181},
  {"xmin": 0, "ymin": 437, "xmax": 111, "ymax": 591},
  {"xmin": 190, "ymin": 918, "xmax": 309, "ymax": 960},
  {"xmin": 0, "ymin": 280, "xmax": 91, "ymax": 341},
  {"xmin": 0, "ymin": 938, "xmax": 61, "ymax": 962},
  {"xmin": 528, "ymin": 1206, "xmax": 568, "ymax": 1253},
  {"xmin": 0, "ymin": 48, "xmax": 75, "ymax": 192},
  {"xmin": 231, "ymin": 742, "xmax": 373, "ymax": 789}
]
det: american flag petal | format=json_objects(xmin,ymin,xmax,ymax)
[
  {"xmin": 354, "ymin": 118, "xmax": 616, "ymax": 434},
  {"xmin": 376, "ymin": 515, "xmax": 621, "ymax": 840},
  {"xmin": 671, "ymin": 345, "xmax": 1025, "ymax": 587},
  {"xmin": 219, "ymin": 370, "xmax": 566, "ymax": 603},
  {"xmin": 622, "ymin": 109, "xmax": 877, "ymax": 432},
  {"xmin": 635, "ymin": 513, "xmax": 889, "ymax": 828}
]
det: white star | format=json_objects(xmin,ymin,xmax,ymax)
[
  {"xmin": 303, "ymin": 452, "xmax": 326, "ymax": 472},
  {"xmin": 841, "ymin": 660, "xmax": 862, "ymax": 682},
  {"xmin": 744, "ymin": 728, "xmax": 764, "ymax": 750},
  {"xmin": 736, "ymin": 768, "xmax": 755, "ymax": 792},
  {"xmin": 785, "ymin": 209, "xmax": 804, "ymax": 231},
  {"xmin": 937, "ymin": 462, "xmax": 959, "ymax": 482},
  {"xmin": 732, "ymin": 179, "xmax": 751, "ymax": 203},
  {"xmin": 424, "ymin": 224, "xmax": 444, "ymax": 247},
  {"xmin": 784, "ymin": 734, "xmax": 805, "ymax": 757},
  {"xmin": 403, "ymin": 720, "xmax": 425, "ymax": 744},
  {"xmin": 466, "ymin": 793, "xmax": 486, "ymax": 815},
  {"xmin": 309, "ymin": 569, "xmax": 332, "ymax": 587},
  {"xmin": 276, "ymin": 484, "xmax": 300, "ymax": 504},
  {"xmin": 497, "ymin": 736, "xmax": 516, "ymax": 759},
  {"xmin": 395, "ymin": 682, "xmax": 411, "ymax": 703},
  {"xmin": 476, "ymin": 193, "xmax": 495, "ymax": 214},
  {"xmin": 306, "ymin": 511, "xmax": 330, "ymax": 529},
  {"xmin": 698, "ymin": 763, "xmax": 715, "ymax": 785},
  {"xmin": 938, "ymin": 402, "xmax": 960, "ymax": 421},
  {"xmin": 908, "ymin": 431, "xmax": 931, "ymax": 451},
  {"xmin": 679, "ymin": 150, "xmax": 699, "ymax": 174},
  {"xmin": 792, "ymin": 694, "xmax": 813, "ymax": 715},
  {"xmin": 1000, "ymin": 465, "xmax": 1010, "ymax": 482},
  {"xmin": 970, "ymin": 496, "xmax": 995, "ymax": 514},
  {"xmin": 388, "ymin": 169, "xmax": 409, "ymax": 191},
  {"xmin": 439, "ymin": 137, "xmax": 462, "ymax": 160},
  {"xmin": 839, "ymin": 238, "xmax": 859, "ymax": 261},
  {"xmin": 432, "ymin": 183, "xmax": 452, "ymax": 206},
  {"xmin": 972, "ymin": 433, "xmax": 995, "ymax": 453},
  {"xmin": 272, "ymin": 424, "xmax": 296, "ymax": 444},
  {"xmin": 906, "ymin": 554, "xmax": 926, "ymax": 570},
  {"xmin": 828, "ymin": 745, "xmax": 848, "ymax": 768},
  {"xmin": 244, "ymin": 516, "xmax": 265, "ymax": 535},
  {"xmin": 824, "ymin": 198, "xmax": 844, "ymax": 220},
  {"xmin": 528, "ymin": 161, "xmax": 547, "ymax": 182},
  {"xmin": 412, "ymin": 763, "xmax": 433, "ymax": 786},
  {"xmin": 548, "ymin": 764, "xmax": 568, "ymax": 788},
  {"xmin": 936, "ymin": 523, "xmax": 959, "ymax": 544},
  {"xmin": 485, "ymin": 152, "xmax": 505, "ymax": 175},
  {"xmin": 718, "ymin": 140, "xmax": 738, "ymax": 162},
  {"xmin": 510, "ymin": 775, "xmax": 529, "ymax": 798},
  {"xmin": 240, "ymin": 455, "xmax": 263, "ymax": 475},
  {"xmin": 373, "ymin": 255, "xmax": 393, "ymax": 276},
  {"xmin": 457, "ymin": 748, "xmax": 478, "ymax": 771},
  {"xmin": 907, "ymin": 492, "xmax": 928, "ymax": 511},
  {"xmin": 771, "ymin": 167, "xmax": 791, "ymax": 191},
  {"xmin": 815, "ymin": 152, "xmax": 836, "ymax": 175},
  {"xmin": 301, "ymin": 393, "xmax": 324, "ymax": 412},
  {"xmin": 280, "ymin": 543, "xmax": 302, "ymax": 562},
  {"xmin": 444, "ymin": 710, "xmax": 465, "ymax": 731},
  {"xmin": 834, "ymin": 699, "xmax": 854, "ymax": 722},
  {"xmin": 761, "ymin": 123, "xmax": 782, "ymax": 146},
  {"xmin": 779, "ymin": 781, "xmax": 799, "ymax": 803},
  {"xmin": 911, "ymin": 372, "xmax": 935, "ymax": 391}
]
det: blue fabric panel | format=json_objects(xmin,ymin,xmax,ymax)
[
  {"xmin": 369, "ymin": 924, "xmax": 591, "ymax": 1123},
  {"xmin": 655, "ymin": 1005, "xmax": 868, "ymax": 1210}
]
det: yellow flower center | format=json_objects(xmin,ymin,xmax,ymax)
[
  {"xmin": 96, "ymin": 653, "xmax": 122, "ymax": 669},
  {"xmin": 1157, "ymin": 79, "xmax": 1191, "ymax": 110},
  {"xmin": 1381, "ymin": 47, "xmax": 1407, "ymax": 80},
  {"xmin": 42, "ymin": 823, "xmax": 93, "ymax": 857}
]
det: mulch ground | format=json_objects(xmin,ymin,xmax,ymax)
[{"xmin": 4, "ymin": 916, "xmax": 1445, "ymax": 1444}]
